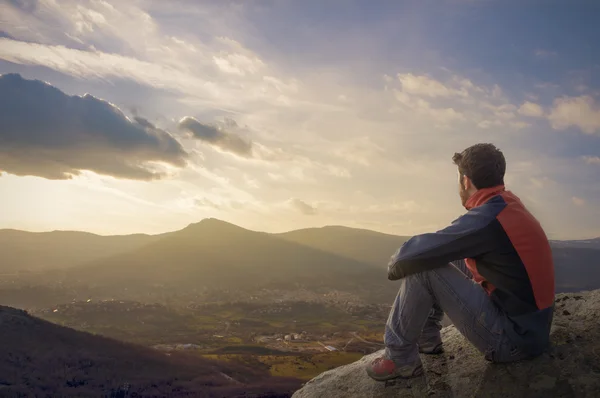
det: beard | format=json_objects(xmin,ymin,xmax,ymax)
[{"xmin": 459, "ymin": 181, "xmax": 470, "ymax": 208}]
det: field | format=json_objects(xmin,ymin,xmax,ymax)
[
  {"xmin": 203, "ymin": 352, "xmax": 365, "ymax": 380},
  {"xmin": 30, "ymin": 299, "xmax": 386, "ymax": 380}
]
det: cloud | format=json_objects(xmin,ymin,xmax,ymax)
[
  {"xmin": 397, "ymin": 73, "xmax": 461, "ymax": 98},
  {"xmin": 0, "ymin": 31, "xmax": 303, "ymax": 114},
  {"xmin": 250, "ymin": 142, "xmax": 352, "ymax": 180},
  {"xmin": 333, "ymin": 136, "xmax": 385, "ymax": 166},
  {"xmin": 582, "ymin": 156, "xmax": 600, "ymax": 165},
  {"xmin": 530, "ymin": 177, "xmax": 556, "ymax": 189},
  {"xmin": 213, "ymin": 53, "xmax": 265, "ymax": 76},
  {"xmin": 0, "ymin": 31, "xmax": 16, "ymax": 39},
  {"xmin": 518, "ymin": 101, "xmax": 545, "ymax": 118},
  {"xmin": 393, "ymin": 91, "xmax": 465, "ymax": 126},
  {"xmin": 535, "ymin": 82, "xmax": 560, "ymax": 90},
  {"xmin": 195, "ymin": 197, "xmax": 221, "ymax": 209},
  {"xmin": 178, "ymin": 116, "xmax": 253, "ymax": 158},
  {"xmin": 547, "ymin": 95, "xmax": 600, "ymax": 134},
  {"xmin": 0, "ymin": 73, "xmax": 187, "ymax": 180},
  {"xmin": 389, "ymin": 71, "xmax": 528, "ymax": 130},
  {"xmin": 572, "ymin": 196, "xmax": 586, "ymax": 207},
  {"xmin": 534, "ymin": 49, "xmax": 558, "ymax": 58},
  {"xmin": 288, "ymin": 198, "xmax": 317, "ymax": 215},
  {"xmin": 6, "ymin": 0, "xmax": 38, "ymax": 13}
]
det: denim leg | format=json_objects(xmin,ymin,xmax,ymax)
[
  {"xmin": 384, "ymin": 262, "xmax": 518, "ymax": 364},
  {"xmin": 419, "ymin": 260, "xmax": 470, "ymax": 347},
  {"xmin": 418, "ymin": 303, "xmax": 444, "ymax": 348},
  {"xmin": 384, "ymin": 274, "xmax": 433, "ymax": 365}
]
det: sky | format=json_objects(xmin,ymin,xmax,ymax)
[{"xmin": 0, "ymin": 0, "xmax": 599, "ymax": 239}]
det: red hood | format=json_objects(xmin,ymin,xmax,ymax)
[{"xmin": 465, "ymin": 185, "xmax": 506, "ymax": 210}]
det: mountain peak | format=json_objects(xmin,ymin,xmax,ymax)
[{"xmin": 179, "ymin": 218, "xmax": 252, "ymax": 236}]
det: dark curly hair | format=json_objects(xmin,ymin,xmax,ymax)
[{"xmin": 452, "ymin": 143, "xmax": 506, "ymax": 189}]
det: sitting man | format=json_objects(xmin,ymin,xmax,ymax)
[{"xmin": 367, "ymin": 143, "xmax": 555, "ymax": 381}]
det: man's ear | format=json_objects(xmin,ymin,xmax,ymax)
[{"xmin": 464, "ymin": 175, "xmax": 475, "ymax": 191}]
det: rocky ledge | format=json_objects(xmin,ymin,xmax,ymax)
[{"xmin": 292, "ymin": 290, "xmax": 600, "ymax": 398}]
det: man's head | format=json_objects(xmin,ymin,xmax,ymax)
[{"xmin": 452, "ymin": 143, "xmax": 506, "ymax": 207}]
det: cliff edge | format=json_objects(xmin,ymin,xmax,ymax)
[{"xmin": 292, "ymin": 291, "xmax": 600, "ymax": 398}]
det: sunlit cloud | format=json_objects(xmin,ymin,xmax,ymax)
[
  {"xmin": 572, "ymin": 196, "xmax": 586, "ymax": 207},
  {"xmin": 518, "ymin": 101, "xmax": 545, "ymax": 118},
  {"xmin": 582, "ymin": 156, "xmax": 600, "ymax": 165},
  {"xmin": 548, "ymin": 96, "xmax": 600, "ymax": 135}
]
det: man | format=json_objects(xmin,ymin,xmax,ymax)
[{"xmin": 367, "ymin": 143, "xmax": 555, "ymax": 381}]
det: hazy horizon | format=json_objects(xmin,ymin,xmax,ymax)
[
  {"xmin": 2, "ymin": 217, "xmax": 599, "ymax": 241},
  {"xmin": 1, "ymin": 1, "xmax": 600, "ymax": 240}
]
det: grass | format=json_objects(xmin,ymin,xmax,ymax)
[
  {"xmin": 203, "ymin": 352, "xmax": 365, "ymax": 380},
  {"xmin": 260, "ymin": 352, "xmax": 364, "ymax": 380}
]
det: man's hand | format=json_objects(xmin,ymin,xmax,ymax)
[{"xmin": 387, "ymin": 248, "xmax": 403, "ymax": 280}]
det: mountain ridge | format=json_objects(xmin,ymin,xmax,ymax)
[
  {"xmin": 4, "ymin": 217, "xmax": 599, "ymax": 241},
  {"xmin": 59, "ymin": 217, "xmax": 388, "ymax": 301},
  {"xmin": 3, "ymin": 218, "xmax": 599, "ymax": 306}
]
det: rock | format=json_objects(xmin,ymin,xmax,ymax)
[{"xmin": 292, "ymin": 291, "xmax": 600, "ymax": 398}]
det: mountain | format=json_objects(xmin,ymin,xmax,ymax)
[
  {"xmin": 293, "ymin": 290, "xmax": 600, "ymax": 398},
  {"xmin": 552, "ymin": 246, "xmax": 600, "ymax": 292},
  {"xmin": 0, "ymin": 305, "xmax": 300, "ymax": 397},
  {"xmin": 61, "ymin": 218, "xmax": 392, "ymax": 302},
  {"xmin": 550, "ymin": 237, "xmax": 600, "ymax": 250},
  {"xmin": 277, "ymin": 226, "xmax": 410, "ymax": 267},
  {"xmin": 3, "ymin": 219, "xmax": 599, "ymax": 306},
  {"xmin": 0, "ymin": 229, "xmax": 162, "ymax": 273},
  {"xmin": 280, "ymin": 225, "xmax": 600, "ymax": 295}
]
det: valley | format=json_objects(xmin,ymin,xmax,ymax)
[
  {"xmin": 30, "ymin": 298, "xmax": 388, "ymax": 381},
  {"xmin": 1, "ymin": 218, "xmax": 599, "ymax": 392}
]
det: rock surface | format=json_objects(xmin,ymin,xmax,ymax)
[{"xmin": 292, "ymin": 291, "xmax": 600, "ymax": 398}]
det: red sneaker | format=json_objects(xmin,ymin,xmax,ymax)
[{"xmin": 365, "ymin": 355, "xmax": 423, "ymax": 381}]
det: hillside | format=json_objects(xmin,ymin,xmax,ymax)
[
  {"xmin": 277, "ymin": 226, "xmax": 410, "ymax": 267},
  {"xmin": 280, "ymin": 225, "xmax": 600, "ymax": 295},
  {"xmin": 552, "ymin": 247, "xmax": 600, "ymax": 292},
  {"xmin": 3, "ymin": 219, "xmax": 600, "ymax": 307},
  {"xmin": 60, "ymin": 219, "xmax": 393, "ymax": 302},
  {"xmin": 0, "ymin": 305, "xmax": 300, "ymax": 397},
  {"xmin": 293, "ymin": 290, "xmax": 600, "ymax": 398},
  {"xmin": 550, "ymin": 238, "xmax": 600, "ymax": 250},
  {"xmin": 0, "ymin": 229, "xmax": 161, "ymax": 273}
]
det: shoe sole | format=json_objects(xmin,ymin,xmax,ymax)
[
  {"xmin": 419, "ymin": 343, "xmax": 444, "ymax": 355},
  {"xmin": 366, "ymin": 365, "xmax": 424, "ymax": 382}
]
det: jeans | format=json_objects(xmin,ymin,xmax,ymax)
[{"xmin": 384, "ymin": 260, "xmax": 528, "ymax": 364}]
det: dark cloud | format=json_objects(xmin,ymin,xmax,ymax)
[
  {"xmin": 7, "ymin": 0, "xmax": 38, "ymax": 13},
  {"xmin": 290, "ymin": 198, "xmax": 317, "ymax": 215},
  {"xmin": 223, "ymin": 117, "xmax": 238, "ymax": 129},
  {"xmin": 0, "ymin": 73, "xmax": 188, "ymax": 180},
  {"xmin": 178, "ymin": 116, "xmax": 253, "ymax": 158},
  {"xmin": 0, "ymin": 31, "xmax": 16, "ymax": 40}
]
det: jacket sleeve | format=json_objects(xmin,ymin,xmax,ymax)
[{"xmin": 387, "ymin": 208, "xmax": 500, "ymax": 280}]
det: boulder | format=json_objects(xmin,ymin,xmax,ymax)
[{"xmin": 293, "ymin": 291, "xmax": 600, "ymax": 398}]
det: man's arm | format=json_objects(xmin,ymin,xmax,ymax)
[{"xmin": 387, "ymin": 206, "xmax": 501, "ymax": 280}]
